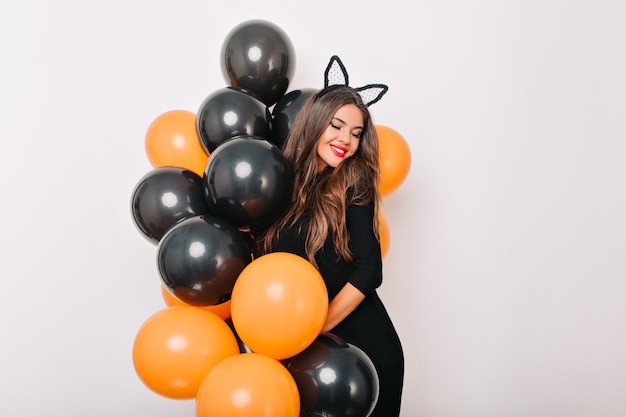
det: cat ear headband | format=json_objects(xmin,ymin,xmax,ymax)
[{"xmin": 316, "ymin": 55, "xmax": 388, "ymax": 106}]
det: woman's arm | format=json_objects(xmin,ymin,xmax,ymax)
[
  {"xmin": 321, "ymin": 282, "xmax": 365, "ymax": 333},
  {"xmin": 322, "ymin": 199, "xmax": 382, "ymax": 333}
]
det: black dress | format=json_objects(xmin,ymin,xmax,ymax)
[{"xmin": 271, "ymin": 199, "xmax": 404, "ymax": 416}]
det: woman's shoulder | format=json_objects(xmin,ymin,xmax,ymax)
[{"xmin": 346, "ymin": 178, "xmax": 376, "ymax": 205}]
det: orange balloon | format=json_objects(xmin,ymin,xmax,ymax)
[
  {"xmin": 230, "ymin": 252, "xmax": 328, "ymax": 360},
  {"xmin": 376, "ymin": 125, "xmax": 411, "ymax": 198},
  {"xmin": 379, "ymin": 211, "xmax": 390, "ymax": 259},
  {"xmin": 196, "ymin": 353, "xmax": 300, "ymax": 417},
  {"xmin": 145, "ymin": 110, "xmax": 209, "ymax": 176},
  {"xmin": 132, "ymin": 306, "xmax": 240, "ymax": 399},
  {"xmin": 160, "ymin": 284, "xmax": 232, "ymax": 320}
]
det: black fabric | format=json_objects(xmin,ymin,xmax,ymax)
[{"xmin": 272, "ymin": 201, "xmax": 404, "ymax": 416}]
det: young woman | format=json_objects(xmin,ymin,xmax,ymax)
[{"xmin": 257, "ymin": 56, "xmax": 404, "ymax": 416}]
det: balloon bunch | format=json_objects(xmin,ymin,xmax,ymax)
[{"xmin": 129, "ymin": 19, "xmax": 411, "ymax": 417}]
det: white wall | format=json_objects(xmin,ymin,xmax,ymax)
[{"xmin": 1, "ymin": 1, "xmax": 625, "ymax": 416}]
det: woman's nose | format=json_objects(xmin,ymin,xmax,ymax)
[{"xmin": 338, "ymin": 129, "xmax": 350, "ymax": 143}]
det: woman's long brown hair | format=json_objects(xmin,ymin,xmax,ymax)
[{"xmin": 257, "ymin": 87, "xmax": 381, "ymax": 268}]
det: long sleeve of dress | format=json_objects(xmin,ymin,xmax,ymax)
[{"xmin": 344, "ymin": 201, "xmax": 383, "ymax": 295}]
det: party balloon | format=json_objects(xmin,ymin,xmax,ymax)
[
  {"xmin": 283, "ymin": 333, "xmax": 379, "ymax": 417},
  {"xmin": 196, "ymin": 86, "xmax": 271, "ymax": 153},
  {"xmin": 145, "ymin": 110, "xmax": 209, "ymax": 176},
  {"xmin": 376, "ymin": 125, "xmax": 411, "ymax": 198},
  {"xmin": 157, "ymin": 214, "xmax": 252, "ymax": 306},
  {"xmin": 225, "ymin": 318, "xmax": 253, "ymax": 354},
  {"xmin": 132, "ymin": 306, "xmax": 240, "ymax": 399},
  {"xmin": 379, "ymin": 211, "xmax": 390, "ymax": 259},
  {"xmin": 220, "ymin": 19, "xmax": 295, "ymax": 107},
  {"xmin": 130, "ymin": 167, "xmax": 211, "ymax": 244},
  {"xmin": 202, "ymin": 136, "xmax": 292, "ymax": 229},
  {"xmin": 230, "ymin": 252, "xmax": 328, "ymax": 360},
  {"xmin": 270, "ymin": 88, "xmax": 315, "ymax": 148},
  {"xmin": 196, "ymin": 353, "xmax": 300, "ymax": 417},
  {"xmin": 160, "ymin": 284, "xmax": 232, "ymax": 320}
]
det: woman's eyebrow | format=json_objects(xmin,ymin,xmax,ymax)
[{"xmin": 332, "ymin": 117, "xmax": 363, "ymax": 129}]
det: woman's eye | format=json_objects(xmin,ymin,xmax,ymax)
[
  {"xmin": 330, "ymin": 122, "xmax": 340, "ymax": 130},
  {"xmin": 352, "ymin": 132, "xmax": 362, "ymax": 139}
]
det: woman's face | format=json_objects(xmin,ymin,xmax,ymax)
[{"xmin": 316, "ymin": 104, "xmax": 364, "ymax": 172}]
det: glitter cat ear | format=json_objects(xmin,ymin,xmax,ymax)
[
  {"xmin": 324, "ymin": 55, "xmax": 350, "ymax": 88},
  {"xmin": 355, "ymin": 84, "xmax": 389, "ymax": 106},
  {"xmin": 321, "ymin": 55, "xmax": 388, "ymax": 106}
]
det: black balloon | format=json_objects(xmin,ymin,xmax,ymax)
[
  {"xmin": 283, "ymin": 334, "xmax": 379, "ymax": 417},
  {"xmin": 197, "ymin": 86, "xmax": 271, "ymax": 153},
  {"xmin": 202, "ymin": 135, "xmax": 292, "ymax": 229},
  {"xmin": 270, "ymin": 88, "xmax": 316, "ymax": 149},
  {"xmin": 157, "ymin": 214, "xmax": 252, "ymax": 306},
  {"xmin": 220, "ymin": 19, "xmax": 295, "ymax": 107},
  {"xmin": 130, "ymin": 167, "xmax": 211, "ymax": 244}
]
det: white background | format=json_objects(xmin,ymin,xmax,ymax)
[{"xmin": 1, "ymin": 1, "xmax": 625, "ymax": 416}]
